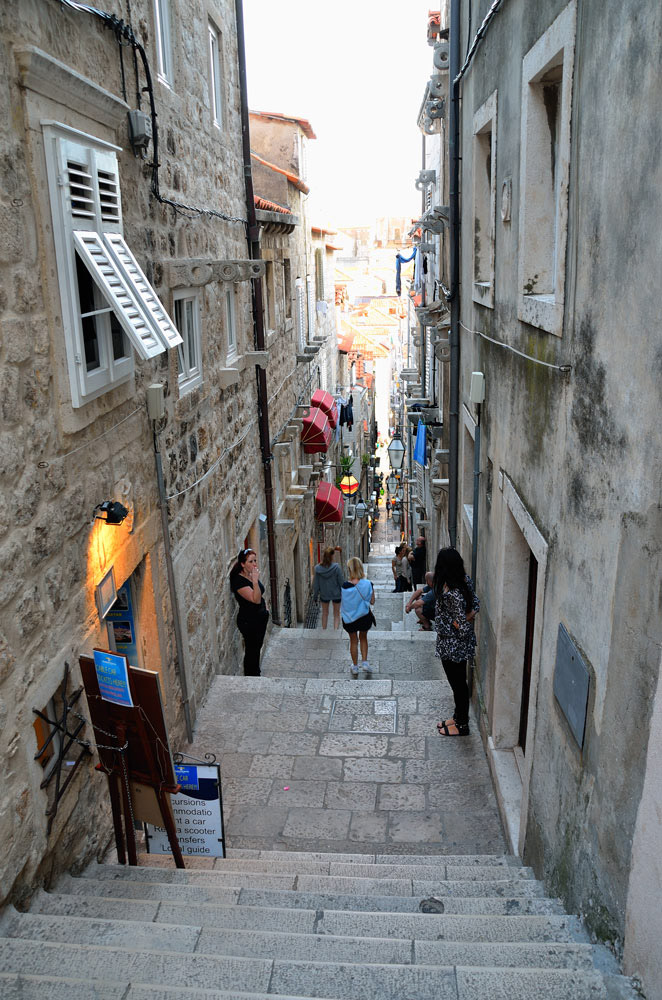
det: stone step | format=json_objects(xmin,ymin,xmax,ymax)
[
  {"xmin": 66, "ymin": 868, "xmax": 546, "ymax": 900},
  {"xmin": 28, "ymin": 894, "xmax": 583, "ymax": 942},
  {"xmin": 1, "ymin": 912, "xmax": 593, "ymax": 969},
  {"xmin": 80, "ymin": 861, "xmax": 537, "ymax": 890},
  {"xmin": 0, "ymin": 940, "xmax": 610, "ymax": 999},
  {"xmin": 57, "ymin": 875, "xmax": 557, "ymax": 912},
  {"xmin": 139, "ymin": 850, "xmax": 530, "ymax": 875},
  {"xmin": 0, "ymin": 978, "xmax": 333, "ymax": 1000}
]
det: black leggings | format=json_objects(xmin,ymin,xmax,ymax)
[
  {"xmin": 441, "ymin": 658, "xmax": 469, "ymax": 727},
  {"xmin": 238, "ymin": 615, "xmax": 268, "ymax": 676}
]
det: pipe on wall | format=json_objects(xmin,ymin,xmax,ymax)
[
  {"xmin": 235, "ymin": 0, "xmax": 280, "ymax": 624},
  {"xmin": 448, "ymin": 0, "xmax": 461, "ymax": 549}
]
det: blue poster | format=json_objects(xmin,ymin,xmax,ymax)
[
  {"xmin": 106, "ymin": 582, "xmax": 139, "ymax": 664},
  {"xmin": 414, "ymin": 420, "xmax": 427, "ymax": 466},
  {"xmin": 93, "ymin": 649, "xmax": 134, "ymax": 708}
]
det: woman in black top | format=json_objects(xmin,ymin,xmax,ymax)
[{"xmin": 229, "ymin": 548, "xmax": 269, "ymax": 676}]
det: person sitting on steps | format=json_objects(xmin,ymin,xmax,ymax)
[{"xmin": 405, "ymin": 571, "xmax": 436, "ymax": 630}]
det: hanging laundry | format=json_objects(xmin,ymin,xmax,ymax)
[{"xmin": 395, "ymin": 247, "xmax": 417, "ymax": 297}]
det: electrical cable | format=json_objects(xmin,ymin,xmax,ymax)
[
  {"xmin": 459, "ymin": 321, "xmax": 571, "ymax": 372},
  {"xmin": 455, "ymin": 0, "xmax": 507, "ymax": 85},
  {"xmin": 52, "ymin": 0, "xmax": 246, "ymax": 225},
  {"xmin": 38, "ymin": 406, "xmax": 143, "ymax": 465}
]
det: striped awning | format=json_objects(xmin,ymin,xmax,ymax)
[
  {"xmin": 311, "ymin": 389, "xmax": 338, "ymax": 429},
  {"xmin": 314, "ymin": 482, "xmax": 344, "ymax": 523},
  {"xmin": 301, "ymin": 407, "xmax": 332, "ymax": 454}
]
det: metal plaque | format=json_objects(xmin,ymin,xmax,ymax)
[{"xmin": 553, "ymin": 624, "xmax": 590, "ymax": 748}]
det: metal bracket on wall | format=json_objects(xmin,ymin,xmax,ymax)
[{"xmin": 32, "ymin": 662, "xmax": 92, "ymax": 835}]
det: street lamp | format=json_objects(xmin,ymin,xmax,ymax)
[
  {"xmin": 387, "ymin": 431, "xmax": 405, "ymax": 471},
  {"xmin": 392, "ymin": 506, "xmax": 402, "ymax": 526},
  {"xmin": 395, "ymin": 485, "xmax": 404, "ymax": 502},
  {"xmin": 355, "ymin": 497, "xmax": 368, "ymax": 519},
  {"xmin": 386, "ymin": 474, "xmax": 397, "ymax": 495}
]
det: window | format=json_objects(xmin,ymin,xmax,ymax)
[
  {"xmin": 518, "ymin": 1, "xmax": 576, "ymax": 336},
  {"xmin": 208, "ymin": 19, "xmax": 223, "ymax": 126},
  {"xmin": 315, "ymin": 248, "xmax": 325, "ymax": 302},
  {"xmin": 174, "ymin": 290, "xmax": 202, "ymax": 394},
  {"xmin": 295, "ymin": 277, "xmax": 306, "ymax": 349},
  {"xmin": 473, "ymin": 91, "xmax": 497, "ymax": 308},
  {"xmin": 225, "ymin": 287, "xmax": 237, "ymax": 359},
  {"xmin": 43, "ymin": 126, "xmax": 182, "ymax": 407},
  {"xmin": 283, "ymin": 258, "xmax": 292, "ymax": 318},
  {"xmin": 154, "ymin": 0, "xmax": 172, "ymax": 84}
]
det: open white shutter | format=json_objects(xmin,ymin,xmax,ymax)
[
  {"xmin": 104, "ymin": 233, "xmax": 182, "ymax": 352},
  {"xmin": 73, "ymin": 231, "xmax": 167, "ymax": 359}
]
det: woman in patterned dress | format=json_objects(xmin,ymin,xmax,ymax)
[{"xmin": 432, "ymin": 548, "xmax": 479, "ymax": 736}]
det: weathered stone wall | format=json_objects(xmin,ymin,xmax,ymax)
[
  {"xmin": 456, "ymin": 0, "xmax": 662, "ymax": 982},
  {"xmin": 0, "ymin": 0, "xmax": 261, "ymax": 904}
]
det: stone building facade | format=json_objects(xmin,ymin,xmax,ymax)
[
  {"xmin": 414, "ymin": 1, "xmax": 662, "ymax": 995},
  {"xmin": 0, "ymin": 0, "xmax": 338, "ymax": 907}
]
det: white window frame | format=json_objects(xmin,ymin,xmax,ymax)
[
  {"xmin": 208, "ymin": 18, "xmax": 223, "ymax": 127},
  {"xmin": 472, "ymin": 90, "xmax": 497, "ymax": 309},
  {"xmin": 174, "ymin": 289, "xmax": 203, "ymax": 395},
  {"xmin": 154, "ymin": 0, "xmax": 173, "ymax": 85},
  {"xmin": 315, "ymin": 248, "xmax": 325, "ymax": 302},
  {"xmin": 517, "ymin": 1, "xmax": 576, "ymax": 336},
  {"xmin": 43, "ymin": 123, "xmax": 181, "ymax": 408},
  {"xmin": 225, "ymin": 287, "xmax": 237, "ymax": 361}
]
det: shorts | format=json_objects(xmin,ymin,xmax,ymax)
[
  {"xmin": 342, "ymin": 611, "xmax": 376, "ymax": 634},
  {"xmin": 320, "ymin": 598, "xmax": 341, "ymax": 605}
]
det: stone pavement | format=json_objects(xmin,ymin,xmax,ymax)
[{"xmin": 189, "ymin": 517, "xmax": 506, "ymax": 858}]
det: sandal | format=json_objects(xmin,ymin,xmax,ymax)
[
  {"xmin": 436, "ymin": 718, "xmax": 455, "ymax": 731},
  {"xmin": 437, "ymin": 721, "xmax": 469, "ymax": 737}
]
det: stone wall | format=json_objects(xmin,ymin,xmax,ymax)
[
  {"xmin": 454, "ymin": 0, "xmax": 662, "ymax": 984},
  {"xmin": 0, "ymin": 0, "xmax": 263, "ymax": 904}
]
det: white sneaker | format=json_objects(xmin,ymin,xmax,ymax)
[
  {"xmin": 361, "ymin": 661, "xmax": 372, "ymax": 675},
  {"xmin": 350, "ymin": 664, "xmax": 359, "ymax": 677}
]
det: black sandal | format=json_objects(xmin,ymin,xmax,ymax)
[{"xmin": 437, "ymin": 721, "xmax": 469, "ymax": 737}]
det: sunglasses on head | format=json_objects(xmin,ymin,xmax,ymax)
[{"xmin": 241, "ymin": 548, "xmax": 254, "ymax": 556}]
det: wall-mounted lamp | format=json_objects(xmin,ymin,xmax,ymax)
[
  {"xmin": 355, "ymin": 497, "xmax": 368, "ymax": 519},
  {"xmin": 94, "ymin": 501, "xmax": 129, "ymax": 526}
]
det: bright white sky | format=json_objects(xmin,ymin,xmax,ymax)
[{"xmin": 242, "ymin": 0, "xmax": 434, "ymax": 228}]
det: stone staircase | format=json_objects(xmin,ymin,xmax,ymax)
[
  {"xmin": 0, "ymin": 849, "xmax": 632, "ymax": 998},
  {"xmin": 0, "ymin": 542, "xmax": 637, "ymax": 998}
]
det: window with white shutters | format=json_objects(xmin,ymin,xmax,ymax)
[
  {"xmin": 174, "ymin": 290, "xmax": 202, "ymax": 394},
  {"xmin": 44, "ymin": 126, "xmax": 181, "ymax": 407}
]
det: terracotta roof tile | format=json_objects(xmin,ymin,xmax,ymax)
[
  {"xmin": 249, "ymin": 110, "xmax": 316, "ymax": 139},
  {"xmin": 254, "ymin": 195, "xmax": 293, "ymax": 215}
]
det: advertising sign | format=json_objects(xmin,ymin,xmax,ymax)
[
  {"xmin": 93, "ymin": 649, "xmax": 134, "ymax": 708},
  {"xmin": 144, "ymin": 763, "xmax": 224, "ymax": 857}
]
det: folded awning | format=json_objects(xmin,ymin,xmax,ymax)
[
  {"xmin": 301, "ymin": 406, "xmax": 332, "ymax": 454},
  {"xmin": 314, "ymin": 482, "xmax": 344, "ymax": 523},
  {"xmin": 311, "ymin": 388, "xmax": 338, "ymax": 429}
]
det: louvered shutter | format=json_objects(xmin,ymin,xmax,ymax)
[
  {"xmin": 95, "ymin": 149, "xmax": 122, "ymax": 229},
  {"xmin": 74, "ymin": 231, "xmax": 172, "ymax": 360},
  {"xmin": 416, "ymin": 461, "xmax": 425, "ymax": 502},
  {"xmin": 295, "ymin": 279, "xmax": 305, "ymax": 348},
  {"xmin": 104, "ymin": 233, "xmax": 182, "ymax": 351},
  {"xmin": 306, "ymin": 275, "xmax": 315, "ymax": 340}
]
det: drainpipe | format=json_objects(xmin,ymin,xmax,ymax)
[
  {"xmin": 235, "ymin": 0, "xmax": 280, "ymax": 623},
  {"xmin": 448, "ymin": 0, "xmax": 461, "ymax": 548},
  {"xmin": 153, "ymin": 430, "xmax": 193, "ymax": 743},
  {"xmin": 471, "ymin": 402, "xmax": 481, "ymax": 585}
]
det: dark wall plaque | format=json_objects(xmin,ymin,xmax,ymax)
[{"xmin": 553, "ymin": 623, "xmax": 590, "ymax": 748}]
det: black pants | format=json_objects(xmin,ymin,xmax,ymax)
[
  {"xmin": 238, "ymin": 615, "xmax": 268, "ymax": 676},
  {"xmin": 442, "ymin": 658, "xmax": 469, "ymax": 727}
]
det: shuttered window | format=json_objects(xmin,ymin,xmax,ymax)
[
  {"xmin": 306, "ymin": 275, "xmax": 315, "ymax": 340},
  {"xmin": 44, "ymin": 127, "xmax": 181, "ymax": 406},
  {"xmin": 295, "ymin": 278, "xmax": 306, "ymax": 349}
]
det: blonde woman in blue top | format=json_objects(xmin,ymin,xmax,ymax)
[{"xmin": 340, "ymin": 557, "xmax": 376, "ymax": 678}]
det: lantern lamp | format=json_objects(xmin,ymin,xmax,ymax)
[
  {"xmin": 355, "ymin": 497, "xmax": 368, "ymax": 519},
  {"xmin": 387, "ymin": 431, "xmax": 405, "ymax": 470}
]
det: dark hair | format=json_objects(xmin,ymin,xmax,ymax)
[
  {"xmin": 433, "ymin": 547, "xmax": 472, "ymax": 609},
  {"xmin": 230, "ymin": 548, "xmax": 255, "ymax": 581}
]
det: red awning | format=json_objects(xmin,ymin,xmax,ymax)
[
  {"xmin": 311, "ymin": 388, "xmax": 338, "ymax": 429},
  {"xmin": 301, "ymin": 407, "xmax": 332, "ymax": 454},
  {"xmin": 314, "ymin": 482, "xmax": 344, "ymax": 523}
]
